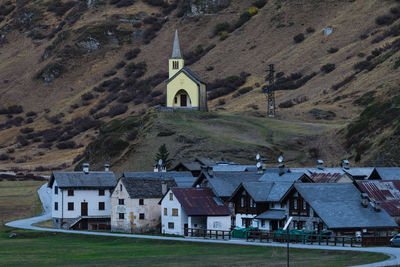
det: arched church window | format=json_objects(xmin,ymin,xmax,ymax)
[
  {"xmin": 173, "ymin": 61, "xmax": 179, "ymax": 69},
  {"xmin": 174, "ymin": 97, "xmax": 177, "ymax": 104}
]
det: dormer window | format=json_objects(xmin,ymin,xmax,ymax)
[{"xmin": 173, "ymin": 61, "xmax": 179, "ymax": 69}]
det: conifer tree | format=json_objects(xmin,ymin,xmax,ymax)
[{"xmin": 154, "ymin": 144, "xmax": 172, "ymax": 169}]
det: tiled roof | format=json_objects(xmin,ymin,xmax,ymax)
[
  {"xmin": 357, "ymin": 180, "xmax": 400, "ymax": 216},
  {"xmin": 48, "ymin": 171, "xmax": 116, "ymax": 189},
  {"xmin": 171, "ymin": 187, "xmax": 230, "ymax": 216},
  {"xmin": 122, "ymin": 177, "xmax": 177, "ymax": 198},
  {"xmin": 295, "ymin": 183, "xmax": 397, "ymax": 229}
]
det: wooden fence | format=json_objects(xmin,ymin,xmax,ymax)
[{"xmin": 184, "ymin": 228, "xmax": 231, "ymax": 240}]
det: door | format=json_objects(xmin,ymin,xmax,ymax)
[
  {"xmin": 184, "ymin": 223, "xmax": 188, "ymax": 236},
  {"xmin": 181, "ymin": 94, "xmax": 187, "ymax": 107},
  {"xmin": 81, "ymin": 202, "xmax": 88, "ymax": 216},
  {"xmin": 271, "ymin": 220, "xmax": 278, "ymax": 231}
]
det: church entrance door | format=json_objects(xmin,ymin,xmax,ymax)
[{"xmin": 181, "ymin": 94, "xmax": 187, "ymax": 107}]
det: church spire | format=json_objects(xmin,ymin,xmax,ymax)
[{"xmin": 171, "ymin": 30, "xmax": 182, "ymax": 59}]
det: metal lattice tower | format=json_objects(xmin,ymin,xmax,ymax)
[{"xmin": 264, "ymin": 64, "xmax": 275, "ymax": 117}]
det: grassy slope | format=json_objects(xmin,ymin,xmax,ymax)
[
  {"xmin": 0, "ymin": 180, "xmax": 45, "ymax": 224},
  {"xmin": 0, "ymin": 228, "xmax": 389, "ymax": 266}
]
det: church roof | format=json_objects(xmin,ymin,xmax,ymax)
[
  {"xmin": 167, "ymin": 67, "xmax": 205, "ymax": 85},
  {"xmin": 171, "ymin": 30, "xmax": 182, "ymax": 59}
]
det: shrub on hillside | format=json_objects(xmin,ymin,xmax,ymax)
[
  {"xmin": 331, "ymin": 74, "xmax": 356, "ymax": 90},
  {"xmin": 143, "ymin": 22, "xmax": 163, "ymax": 44},
  {"xmin": 124, "ymin": 48, "xmax": 141, "ymax": 60},
  {"xmin": 215, "ymin": 22, "xmax": 230, "ymax": 34},
  {"xmin": 25, "ymin": 111, "xmax": 37, "ymax": 117},
  {"xmin": 327, "ymin": 47, "xmax": 339, "ymax": 53},
  {"xmin": 252, "ymin": 0, "xmax": 266, "ymax": 8},
  {"xmin": 375, "ymin": 15, "xmax": 395, "ymax": 26},
  {"xmin": 115, "ymin": 61, "xmax": 126, "ymax": 70},
  {"xmin": 235, "ymin": 11, "xmax": 252, "ymax": 29},
  {"xmin": 104, "ymin": 70, "xmax": 117, "ymax": 77},
  {"xmin": 321, "ymin": 63, "xmax": 336, "ymax": 73},
  {"xmin": 20, "ymin": 127, "xmax": 34, "ymax": 134},
  {"xmin": 293, "ymin": 33, "xmax": 305, "ymax": 43},
  {"xmin": 56, "ymin": 141, "xmax": 77, "ymax": 149},
  {"xmin": 279, "ymin": 100, "xmax": 294, "ymax": 108},
  {"xmin": 306, "ymin": 27, "xmax": 315, "ymax": 33},
  {"xmin": 0, "ymin": 105, "xmax": 23, "ymax": 115},
  {"xmin": 109, "ymin": 105, "xmax": 128, "ymax": 117},
  {"xmin": 124, "ymin": 62, "xmax": 147, "ymax": 78},
  {"xmin": 47, "ymin": 0, "xmax": 75, "ymax": 17},
  {"xmin": 81, "ymin": 92, "xmax": 94, "ymax": 101},
  {"xmin": 116, "ymin": 0, "xmax": 135, "ymax": 8}
]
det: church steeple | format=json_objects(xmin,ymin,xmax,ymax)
[
  {"xmin": 169, "ymin": 30, "xmax": 184, "ymax": 78},
  {"xmin": 171, "ymin": 30, "xmax": 182, "ymax": 59}
]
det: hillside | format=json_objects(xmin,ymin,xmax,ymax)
[{"xmin": 0, "ymin": 0, "xmax": 399, "ymax": 171}]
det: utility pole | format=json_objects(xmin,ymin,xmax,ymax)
[{"xmin": 263, "ymin": 64, "xmax": 276, "ymax": 117}]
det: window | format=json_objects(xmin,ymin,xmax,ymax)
[
  {"xmin": 119, "ymin": 213, "xmax": 124, "ymax": 220},
  {"xmin": 271, "ymin": 203, "xmax": 275, "ymax": 209},
  {"xmin": 99, "ymin": 189, "xmax": 105, "ymax": 196},
  {"xmin": 68, "ymin": 189, "xmax": 74, "ymax": 196},
  {"xmin": 174, "ymin": 97, "xmax": 177, "ymax": 104},
  {"xmin": 55, "ymin": 186, "xmax": 58, "ymax": 195},
  {"xmin": 119, "ymin": 199, "xmax": 124, "ymax": 205},
  {"xmin": 169, "ymin": 193, "xmax": 173, "ymax": 200},
  {"xmin": 241, "ymin": 197, "xmax": 244, "ymax": 208},
  {"xmin": 213, "ymin": 221, "xmax": 222, "ymax": 229},
  {"xmin": 164, "ymin": 208, "xmax": 167, "ymax": 216},
  {"xmin": 313, "ymin": 222, "xmax": 318, "ymax": 231},
  {"xmin": 99, "ymin": 202, "xmax": 105, "ymax": 210},
  {"xmin": 68, "ymin": 202, "xmax": 74, "ymax": 211},
  {"xmin": 172, "ymin": 208, "xmax": 178, "ymax": 216},
  {"xmin": 168, "ymin": 222, "xmax": 174, "ymax": 229},
  {"xmin": 120, "ymin": 184, "xmax": 122, "ymax": 191},
  {"xmin": 261, "ymin": 220, "xmax": 265, "ymax": 228},
  {"xmin": 173, "ymin": 61, "xmax": 179, "ymax": 69},
  {"xmin": 139, "ymin": 213, "xmax": 145, "ymax": 220},
  {"xmin": 302, "ymin": 200, "xmax": 307, "ymax": 210},
  {"xmin": 54, "ymin": 202, "xmax": 58, "ymax": 211},
  {"xmin": 139, "ymin": 199, "xmax": 144, "ymax": 205},
  {"xmin": 293, "ymin": 199, "xmax": 298, "ymax": 209}
]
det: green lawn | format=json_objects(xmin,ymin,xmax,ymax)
[{"xmin": 0, "ymin": 227, "xmax": 388, "ymax": 267}]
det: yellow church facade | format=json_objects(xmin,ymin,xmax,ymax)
[{"xmin": 166, "ymin": 31, "xmax": 208, "ymax": 111}]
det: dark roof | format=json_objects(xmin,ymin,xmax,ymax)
[
  {"xmin": 48, "ymin": 171, "xmax": 116, "ymax": 189},
  {"xmin": 197, "ymin": 171, "xmax": 263, "ymax": 198},
  {"xmin": 376, "ymin": 168, "xmax": 400, "ymax": 180},
  {"xmin": 167, "ymin": 67, "xmax": 205, "ymax": 85},
  {"xmin": 174, "ymin": 161, "xmax": 202, "ymax": 171},
  {"xmin": 259, "ymin": 172, "xmax": 307, "ymax": 183},
  {"xmin": 171, "ymin": 187, "xmax": 230, "ymax": 216},
  {"xmin": 357, "ymin": 180, "xmax": 400, "ymax": 216},
  {"xmin": 294, "ymin": 183, "xmax": 397, "ymax": 229},
  {"xmin": 121, "ymin": 171, "xmax": 193, "ymax": 179},
  {"xmin": 239, "ymin": 182, "xmax": 293, "ymax": 202},
  {"xmin": 121, "ymin": 177, "xmax": 177, "ymax": 198},
  {"xmin": 196, "ymin": 157, "xmax": 215, "ymax": 166},
  {"xmin": 344, "ymin": 168, "xmax": 375, "ymax": 179},
  {"xmin": 255, "ymin": 209, "xmax": 286, "ymax": 220},
  {"xmin": 310, "ymin": 173, "xmax": 347, "ymax": 183},
  {"xmin": 173, "ymin": 177, "xmax": 197, "ymax": 187},
  {"xmin": 211, "ymin": 165, "xmax": 257, "ymax": 172}
]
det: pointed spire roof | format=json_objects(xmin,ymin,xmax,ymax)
[{"xmin": 171, "ymin": 30, "xmax": 182, "ymax": 59}]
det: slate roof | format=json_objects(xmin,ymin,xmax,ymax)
[
  {"xmin": 171, "ymin": 30, "xmax": 182, "ymax": 58},
  {"xmin": 120, "ymin": 172, "xmax": 194, "ymax": 187},
  {"xmin": 255, "ymin": 209, "xmax": 286, "ymax": 220},
  {"xmin": 121, "ymin": 177, "xmax": 177, "ymax": 198},
  {"xmin": 240, "ymin": 182, "xmax": 293, "ymax": 202},
  {"xmin": 167, "ymin": 67, "xmax": 205, "ymax": 85},
  {"xmin": 294, "ymin": 183, "xmax": 397, "ymax": 229},
  {"xmin": 171, "ymin": 187, "xmax": 230, "ymax": 216},
  {"xmin": 211, "ymin": 165, "xmax": 257, "ymax": 172},
  {"xmin": 196, "ymin": 157, "xmax": 215, "ymax": 166},
  {"xmin": 310, "ymin": 173, "xmax": 346, "ymax": 183},
  {"xmin": 198, "ymin": 171, "xmax": 263, "ymax": 198},
  {"xmin": 174, "ymin": 161, "xmax": 202, "ymax": 171},
  {"xmin": 344, "ymin": 168, "xmax": 375, "ymax": 179},
  {"xmin": 48, "ymin": 171, "xmax": 116, "ymax": 189},
  {"xmin": 357, "ymin": 180, "xmax": 400, "ymax": 216},
  {"xmin": 259, "ymin": 172, "xmax": 306, "ymax": 183},
  {"xmin": 376, "ymin": 168, "xmax": 400, "ymax": 180}
]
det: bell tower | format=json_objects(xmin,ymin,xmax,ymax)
[{"xmin": 169, "ymin": 30, "xmax": 184, "ymax": 78}]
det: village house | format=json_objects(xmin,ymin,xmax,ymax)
[
  {"xmin": 47, "ymin": 163, "xmax": 116, "ymax": 230},
  {"xmin": 375, "ymin": 167, "xmax": 400, "ymax": 180},
  {"xmin": 111, "ymin": 177, "xmax": 176, "ymax": 233},
  {"xmin": 160, "ymin": 187, "xmax": 231, "ymax": 235},
  {"xmin": 229, "ymin": 181, "xmax": 293, "ymax": 230},
  {"xmin": 282, "ymin": 183, "xmax": 397, "ymax": 236}
]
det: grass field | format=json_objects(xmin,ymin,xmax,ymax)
[
  {"xmin": 0, "ymin": 227, "xmax": 389, "ymax": 267},
  {"xmin": 0, "ymin": 180, "xmax": 45, "ymax": 224}
]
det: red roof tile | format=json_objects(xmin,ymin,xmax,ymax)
[
  {"xmin": 171, "ymin": 188, "xmax": 230, "ymax": 216},
  {"xmin": 310, "ymin": 173, "xmax": 345, "ymax": 183}
]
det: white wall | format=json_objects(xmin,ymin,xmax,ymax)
[
  {"xmin": 207, "ymin": 216, "xmax": 231, "ymax": 231},
  {"xmin": 51, "ymin": 180, "xmax": 111, "ymax": 219},
  {"xmin": 235, "ymin": 213, "xmax": 258, "ymax": 228},
  {"xmin": 161, "ymin": 189, "xmax": 187, "ymax": 235}
]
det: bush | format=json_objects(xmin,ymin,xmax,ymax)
[
  {"xmin": 293, "ymin": 33, "xmax": 305, "ymax": 43},
  {"xmin": 235, "ymin": 11, "xmax": 252, "ymax": 29},
  {"xmin": 109, "ymin": 105, "xmax": 128, "ymax": 117},
  {"xmin": 0, "ymin": 105, "xmax": 23, "ymax": 115},
  {"xmin": 331, "ymin": 74, "xmax": 356, "ymax": 90},
  {"xmin": 353, "ymin": 91, "xmax": 376, "ymax": 106},
  {"xmin": 124, "ymin": 48, "xmax": 141, "ymax": 60},
  {"xmin": 115, "ymin": 61, "xmax": 126, "ymax": 69},
  {"xmin": 394, "ymin": 57, "xmax": 400, "ymax": 69},
  {"xmin": 81, "ymin": 92, "xmax": 94, "ymax": 101},
  {"xmin": 279, "ymin": 100, "xmax": 294, "ymax": 108},
  {"xmin": 215, "ymin": 22, "xmax": 230, "ymax": 34},
  {"xmin": 143, "ymin": 22, "xmax": 163, "ymax": 44},
  {"xmin": 327, "ymin": 47, "xmax": 339, "ymax": 53},
  {"xmin": 220, "ymin": 31, "xmax": 228, "ymax": 41},
  {"xmin": 0, "ymin": 154, "xmax": 9, "ymax": 161},
  {"xmin": 47, "ymin": 0, "xmax": 76, "ymax": 17},
  {"xmin": 26, "ymin": 111, "xmax": 37, "ymax": 117},
  {"xmin": 321, "ymin": 63, "xmax": 336, "ymax": 73},
  {"xmin": 56, "ymin": 141, "xmax": 77, "ymax": 149},
  {"xmin": 116, "ymin": 0, "xmax": 135, "ymax": 8},
  {"xmin": 376, "ymin": 15, "xmax": 395, "ymax": 26},
  {"xmin": 104, "ymin": 70, "xmax": 117, "ymax": 77},
  {"xmin": 306, "ymin": 27, "xmax": 315, "ymax": 33},
  {"xmin": 252, "ymin": 0, "xmax": 266, "ymax": 8},
  {"xmin": 354, "ymin": 60, "xmax": 372, "ymax": 71},
  {"xmin": 125, "ymin": 62, "xmax": 147, "ymax": 78},
  {"xmin": 20, "ymin": 127, "xmax": 34, "ymax": 134}
]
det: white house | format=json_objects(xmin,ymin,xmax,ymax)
[
  {"xmin": 111, "ymin": 177, "xmax": 176, "ymax": 233},
  {"xmin": 47, "ymin": 163, "xmax": 116, "ymax": 230},
  {"xmin": 160, "ymin": 187, "xmax": 231, "ymax": 235}
]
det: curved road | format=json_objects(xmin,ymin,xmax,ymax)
[{"xmin": 4, "ymin": 214, "xmax": 400, "ymax": 267}]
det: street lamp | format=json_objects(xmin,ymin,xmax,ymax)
[{"xmin": 283, "ymin": 217, "xmax": 293, "ymax": 267}]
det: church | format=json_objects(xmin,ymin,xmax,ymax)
[{"xmin": 166, "ymin": 30, "xmax": 208, "ymax": 111}]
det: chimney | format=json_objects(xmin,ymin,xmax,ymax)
[
  {"xmin": 161, "ymin": 165, "xmax": 167, "ymax": 173},
  {"xmin": 317, "ymin": 160, "xmax": 324, "ymax": 170},
  {"xmin": 82, "ymin": 163, "xmax": 89, "ymax": 174},
  {"xmin": 342, "ymin": 160, "xmax": 350, "ymax": 170},
  {"xmin": 104, "ymin": 164, "xmax": 110, "ymax": 172},
  {"xmin": 257, "ymin": 162, "xmax": 263, "ymax": 174},
  {"xmin": 374, "ymin": 201, "xmax": 381, "ymax": 212},
  {"xmin": 161, "ymin": 181, "xmax": 168, "ymax": 195},
  {"xmin": 153, "ymin": 164, "xmax": 159, "ymax": 173},
  {"xmin": 278, "ymin": 163, "xmax": 285, "ymax": 176},
  {"xmin": 361, "ymin": 193, "xmax": 369, "ymax": 208}
]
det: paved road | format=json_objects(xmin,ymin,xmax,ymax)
[{"xmin": 5, "ymin": 214, "xmax": 400, "ymax": 267}]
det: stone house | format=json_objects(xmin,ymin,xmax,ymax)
[
  {"xmin": 160, "ymin": 187, "xmax": 231, "ymax": 235},
  {"xmin": 47, "ymin": 163, "xmax": 116, "ymax": 230},
  {"xmin": 111, "ymin": 177, "xmax": 176, "ymax": 233}
]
